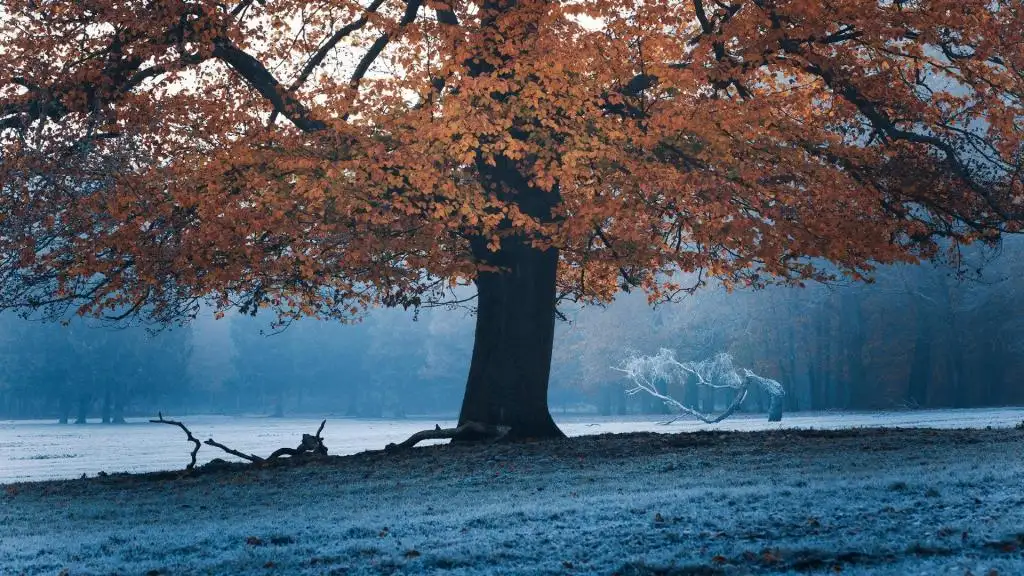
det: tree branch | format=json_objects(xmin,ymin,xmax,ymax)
[
  {"xmin": 349, "ymin": 0, "xmax": 423, "ymax": 90},
  {"xmin": 204, "ymin": 438, "xmax": 266, "ymax": 464},
  {"xmin": 150, "ymin": 412, "xmax": 201, "ymax": 470},
  {"xmin": 268, "ymin": 0, "xmax": 390, "ymax": 126},
  {"xmin": 212, "ymin": 40, "xmax": 328, "ymax": 132},
  {"xmin": 203, "ymin": 419, "xmax": 328, "ymax": 464}
]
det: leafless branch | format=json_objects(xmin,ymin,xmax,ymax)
[
  {"xmin": 149, "ymin": 412, "xmax": 201, "ymax": 470},
  {"xmin": 204, "ymin": 438, "xmax": 266, "ymax": 464},
  {"xmin": 203, "ymin": 419, "xmax": 329, "ymax": 464},
  {"xmin": 348, "ymin": 0, "xmax": 423, "ymax": 92}
]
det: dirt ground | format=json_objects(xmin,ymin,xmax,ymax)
[{"xmin": 2, "ymin": 427, "xmax": 1023, "ymax": 575}]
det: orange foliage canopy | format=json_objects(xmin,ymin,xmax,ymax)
[{"xmin": 1, "ymin": 0, "xmax": 1022, "ymax": 323}]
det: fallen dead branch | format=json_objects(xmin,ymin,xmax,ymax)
[
  {"xmin": 203, "ymin": 419, "xmax": 329, "ymax": 464},
  {"xmin": 386, "ymin": 421, "xmax": 509, "ymax": 451},
  {"xmin": 149, "ymin": 412, "xmax": 201, "ymax": 470},
  {"xmin": 264, "ymin": 419, "xmax": 328, "ymax": 461},
  {"xmin": 203, "ymin": 438, "xmax": 266, "ymax": 464},
  {"xmin": 151, "ymin": 415, "xmax": 329, "ymax": 470}
]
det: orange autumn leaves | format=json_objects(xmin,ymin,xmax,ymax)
[{"xmin": 0, "ymin": 0, "xmax": 1021, "ymax": 322}]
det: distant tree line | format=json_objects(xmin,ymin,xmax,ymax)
[
  {"xmin": 1, "ymin": 242, "xmax": 1021, "ymax": 422},
  {"xmin": 556, "ymin": 240, "xmax": 1024, "ymax": 414},
  {"xmin": 0, "ymin": 320, "xmax": 190, "ymax": 422},
  {"xmin": 0, "ymin": 307, "xmax": 478, "ymax": 421}
]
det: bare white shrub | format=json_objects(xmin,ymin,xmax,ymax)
[{"xmin": 613, "ymin": 349, "xmax": 785, "ymax": 424}]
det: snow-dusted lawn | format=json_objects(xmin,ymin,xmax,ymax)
[
  {"xmin": 1, "ymin": 424, "xmax": 1023, "ymax": 575},
  {"xmin": 2, "ymin": 407, "xmax": 1022, "ymax": 483}
]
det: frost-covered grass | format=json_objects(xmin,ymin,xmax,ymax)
[
  {"xmin": 2, "ymin": 407, "xmax": 1022, "ymax": 483},
  {"xmin": 2, "ymin": 426, "xmax": 1023, "ymax": 575}
]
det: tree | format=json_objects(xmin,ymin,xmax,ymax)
[{"xmin": 1, "ymin": 0, "xmax": 1022, "ymax": 438}]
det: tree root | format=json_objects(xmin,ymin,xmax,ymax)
[
  {"xmin": 151, "ymin": 415, "xmax": 328, "ymax": 470},
  {"xmin": 385, "ymin": 421, "xmax": 510, "ymax": 451}
]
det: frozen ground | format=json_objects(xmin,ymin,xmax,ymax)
[
  {"xmin": 2, "ymin": 407, "xmax": 1022, "ymax": 483},
  {"xmin": 1, "ymin": 422, "xmax": 1023, "ymax": 574}
]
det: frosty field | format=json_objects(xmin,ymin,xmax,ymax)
[
  {"xmin": 0, "ymin": 409, "xmax": 1023, "ymax": 575},
  {"xmin": 2, "ymin": 407, "xmax": 1023, "ymax": 483}
]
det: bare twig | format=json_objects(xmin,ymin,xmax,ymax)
[
  {"xmin": 385, "ymin": 422, "xmax": 509, "ymax": 451},
  {"xmin": 149, "ymin": 412, "xmax": 201, "ymax": 470}
]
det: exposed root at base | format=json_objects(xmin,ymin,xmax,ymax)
[{"xmin": 385, "ymin": 421, "xmax": 511, "ymax": 451}]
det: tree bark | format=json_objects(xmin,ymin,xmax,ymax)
[
  {"xmin": 683, "ymin": 372, "xmax": 700, "ymax": 411},
  {"xmin": 842, "ymin": 292, "xmax": 867, "ymax": 409},
  {"xmin": 58, "ymin": 393, "xmax": 71, "ymax": 424},
  {"xmin": 457, "ymin": 237, "xmax": 563, "ymax": 439},
  {"xmin": 457, "ymin": 156, "xmax": 564, "ymax": 440},
  {"xmin": 598, "ymin": 384, "xmax": 613, "ymax": 416}
]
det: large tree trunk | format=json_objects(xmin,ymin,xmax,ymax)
[
  {"xmin": 457, "ymin": 236, "xmax": 563, "ymax": 440},
  {"xmin": 457, "ymin": 152, "xmax": 564, "ymax": 440},
  {"xmin": 58, "ymin": 392, "xmax": 71, "ymax": 424}
]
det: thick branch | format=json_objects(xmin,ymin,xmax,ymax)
[
  {"xmin": 300, "ymin": 0, "xmax": 389, "ymax": 88},
  {"xmin": 202, "ymin": 419, "xmax": 327, "ymax": 464},
  {"xmin": 657, "ymin": 386, "xmax": 750, "ymax": 425},
  {"xmin": 212, "ymin": 40, "xmax": 328, "ymax": 132},
  {"xmin": 349, "ymin": 0, "xmax": 423, "ymax": 90},
  {"xmin": 799, "ymin": 56, "xmax": 1015, "ymax": 222},
  {"xmin": 268, "ymin": 0, "xmax": 390, "ymax": 126},
  {"xmin": 265, "ymin": 420, "xmax": 329, "ymax": 460}
]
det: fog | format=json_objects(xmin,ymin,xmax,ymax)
[{"xmin": 2, "ymin": 239, "xmax": 1022, "ymax": 423}]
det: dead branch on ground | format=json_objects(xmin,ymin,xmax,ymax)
[
  {"xmin": 203, "ymin": 438, "xmax": 266, "ymax": 464},
  {"xmin": 386, "ymin": 421, "xmax": 510, "ymax": 451},
  {"xmin": 149, "ymin": 412, "xmax": 201, "ymax": 470},
  {"xmin": 264, "ymin": 419, "xmax": 329, "ymax": 460},
  {"xmin": 151, "ymin": 415, "xmax": 329, "ymax": 470},
  {"xmin": 204, "ymin": 419, "xmax": 329, "ymax": 464}
]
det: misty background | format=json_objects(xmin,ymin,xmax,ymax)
[{"xmin": 1, "ymin": 238, "xmax": 1022, "ymax": 423}]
